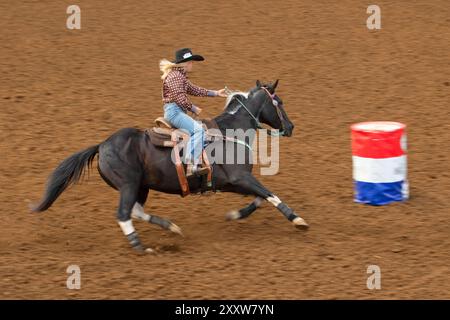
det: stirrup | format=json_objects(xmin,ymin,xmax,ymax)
[{"xmin": 186, "ymin": 164, "xmax": 209, "ymax": 177}]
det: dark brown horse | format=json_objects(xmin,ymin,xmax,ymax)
[{"xmin": 32, "ymin": 80, "xmax": 309, "ymax": 253}]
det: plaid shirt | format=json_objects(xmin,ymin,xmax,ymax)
[{"xmin": 162, "ymin": 67, "xmax": 210, "ymax": 112}]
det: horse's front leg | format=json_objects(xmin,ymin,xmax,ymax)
[{"xmin": 229, "ymin": 173, "xmax": 309, "ymax": 229}]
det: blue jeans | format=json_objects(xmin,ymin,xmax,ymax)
[{"xmin": 164, "ymin": 103, "xmax": 205, "ymax": 165}]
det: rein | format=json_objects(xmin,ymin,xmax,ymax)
[{"xmin": 207, "ymin": 132, "xmax": 253, "ymax": 151}]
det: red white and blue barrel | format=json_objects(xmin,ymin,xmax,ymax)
[{"xmin": 351, "ymin": 121, "xmax": 409, "ymax": 205}]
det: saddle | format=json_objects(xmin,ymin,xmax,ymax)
[{"xmin": 145, "ymin": 117, "xmax": 218, "ymax": 197}]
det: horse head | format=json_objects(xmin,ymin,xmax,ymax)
[{"xmin": 249, "ymin": 79, "xmax": 294, "ymax": 137}]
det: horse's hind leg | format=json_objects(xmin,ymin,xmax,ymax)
[
  {"xmin": 225, "ymin": 197, "xmax": 264, "ymax": 220},
  {"xmin": 117, "ymin": 184, "xmax": 153, "ymax": 253},
  {"xmin": 131, "ymin": 188, "xmax": 183, "ymax": 236}
]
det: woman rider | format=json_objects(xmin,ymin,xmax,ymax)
[{"xmin": 160, "ymin": 48, "xmax": 227, "ymax": 176}]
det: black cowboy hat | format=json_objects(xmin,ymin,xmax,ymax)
[{"xmin": 172, "ymin": 48, "xmax": 204, "ymax": 64}]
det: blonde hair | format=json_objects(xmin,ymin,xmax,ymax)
[{"xmin": 159, "ymin": 59, "xmax": 188, "ymax": 80}]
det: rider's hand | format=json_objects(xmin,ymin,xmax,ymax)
[
  {"xmin": 192, "ymin": 105, "xmax": 202, "ymax": 115},
  {"xmin": 216, "ymin": 88, "xmax": 228, "ymax": 97}
]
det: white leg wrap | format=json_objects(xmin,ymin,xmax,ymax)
[
  {"xmin": 226, "ymin": 210, "xmax": 241, "ymax": 220},
  {"xmin": 266, "ymin": 195, "xmax": 282, "ymax": 207},
  {"xmin": 118, "ymin": 220, "xmax": 135, "ymax": 236},
  {"xmin": 131, "ymin": 203, "xmax": 151, "ymax": 222}
]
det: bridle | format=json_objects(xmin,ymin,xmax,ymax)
[
  {"xmin": 260, "ymin": 86, "xmax": 286, "ymax": 135},
  {"xmin": 230, "ymin": 86, "xmax": 286, "ymax": 136}
]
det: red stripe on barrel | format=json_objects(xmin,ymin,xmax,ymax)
[{"xmin": 351, "ymin": 122, "xmax": 406, "ymax": 159}]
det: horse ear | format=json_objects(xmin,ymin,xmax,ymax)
[
  {"xmin": 256, "ymin": 80, "xmax": 262, "ymax": 88},
  {"xmin": 272, "ymin": 79, "xmax": 279, "ymax": 91}
]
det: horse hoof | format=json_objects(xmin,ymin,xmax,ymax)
[
  {"xmin": 168, "ymin": 223, "xmax": 184, "ymax": 237},
  {"xmin": 133, "ymin": 245, "xmax": 155, "ymax": 255},
  {"xmin": 225, "ymin": 210, "xmax": 240, "ymax": 221},
  {"xmin": 292, "ymin": 217, "xmax": 309, "ymax": 230}
]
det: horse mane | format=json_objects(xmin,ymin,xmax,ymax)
[
  {"xmin": 214, "ymin": 82, "xmax": 274, "ymax": 129},
  {"xmin": 221, "ymin": 81, "xmax": 275, "ymax": 116},
  {"xmin": 223, "ymin": 91, "xmax": 249, "ymax": 114}
]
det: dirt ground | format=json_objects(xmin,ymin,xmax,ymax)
[{"xmin": 1, "ymin": 0, "xmax": 449, "ymax": 299}]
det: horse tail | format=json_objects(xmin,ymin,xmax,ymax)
[{"xmin": 31, "ymin": 144, "xmax": 100, "ymax": 212}]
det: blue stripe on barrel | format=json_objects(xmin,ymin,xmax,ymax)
[{"xmin": 354, "ymin": 180, "xmax": 408, "ymax": 205}]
